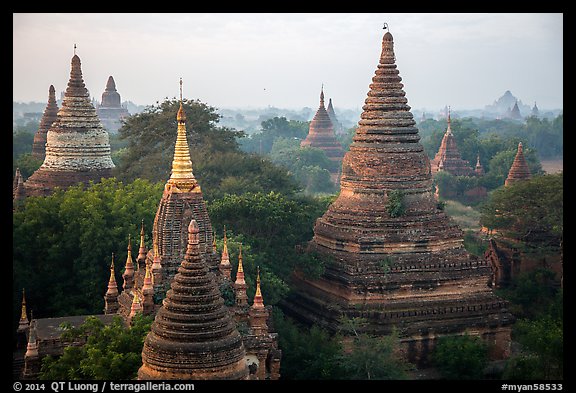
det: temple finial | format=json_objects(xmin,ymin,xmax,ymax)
[
  {"xmin": 252, "ymin": 266, "xmax": 264, "ymax": 309},
  {"xmin": 383, "ymin": 22, "xmax": 388, "ymax": 30},
  {"xmin": 74, "ymin": 43, "xmax": 77, "ymax": 56},
  {"xmin": 179, "ymin": 77, "xmax": 183, "ymax": 103}
]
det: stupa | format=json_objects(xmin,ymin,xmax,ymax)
[
  {"xmin": 96, "ymin": 76, "xmax": 130, "ymax": 133},
  {"xmin": 31, "ymin": 85, "xmax": 59, "ymax": 160},
  {"xmin": 326, "ymin": 98, "xmax": 345, "ymax": 135},
  {"xmin": 429, "ymin": 109, "xmax": 474, "ymax": 176},
  {"xmin": 300, "ymin": 87, "xmax": 345, "ymax": 169},
  {"xmin": 138, "ymin": 219, "xmax": 249, "ymax": 380},
  {"xmin": 505, "ymin": 142, "xmax": 531, "ymax": 186},
  {"xmin": 117, "ymin": 80, "xmax": 218, "ymax": 317},
  {"xmin": 24, "ymin": 48, "xmax": 115, "ymax": 197},
  {"xmin": 284, "ymin": 27, "xmax": 513, "ymax": 365}
]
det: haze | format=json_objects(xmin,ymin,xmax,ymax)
[{"xmin": 13, "ymin": 13, "xmax": 563, "ymax": 111}]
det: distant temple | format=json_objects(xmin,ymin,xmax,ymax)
[
  {"xmin": 23, "ymin": 50, "xmax": 115, "ymax": 198},
  {"xmin": 96, "ymin": 76, "xmax": 130, "ymax": 133},
  {"xmin": 505, "ymin": 142, "xmax": 531, "ymax": 186},
  {"xmin": 31, "ymin": 85, "xmax": 59, "ymax": 161},
  {"xmin": 429, "ymin": 108, "xmax": 475, "ymax": 176},
  {"xmin": 284, "ymin": 28, "xmax": 513, "ymax": 366},
  {"xmin": 507, "ymin": 101, "xmax": 522, "ymax": 120},
  {"xmin": 300, "ymin": 87, "xmax": 345, "ymax": 176},
  {"xmin": 326, "ymin": 98, "xmax": 345, "ymax": 135}
]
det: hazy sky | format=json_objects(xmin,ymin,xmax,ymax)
[{"xmin": 13, "ymin": 13, "xmax": 563, "ymax": 111}]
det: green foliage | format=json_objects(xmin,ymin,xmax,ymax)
[
  {"xmin": 13, "ymin": 126, "xmax": 36, "ymax": 159},
  {"xmin": 273, "ymin": 310, "xmax": 344, "ymax": 380},
  {"xmin": 337, "ymin": 317, "xmax": 411, "ymax": 380},
  {"xmin": 506, "ymin": 316, "xmax": 563, "ymax": 380},
  {"xmin": 479, "ymin": 173, "xmax": 563, "ymax": 245},
  {"xmin": 239, "ymin": 116, "xmax": 309, "ymax": 154},
  {"xmin": 39, "ymin": 314, "xmax": 153, "ymax": 380},
  {"xmin": 209, "ymin": 192, "xmax": 330, "ymax": 289},
  {"xmin": 114, "ymin": 98, "xmax": 298, "ymax": 200},
  {"xmin": 431, "ymin": 334, "xmax": 489, "ymax": 380},
  {"xmin": 13, "ymin": 153, "xmax": 43, "ymax": 179},
  {"xmin": 386, "ymin": 190, "xmax": 405, "ymax": 217},
  {"xmin": 13, "ymin": 178, "xmax": 163, "ymax": 323}
]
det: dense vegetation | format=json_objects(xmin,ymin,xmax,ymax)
[{"xmin": 13, "ymin": 99, "xmax": 563, "ymax": 380}]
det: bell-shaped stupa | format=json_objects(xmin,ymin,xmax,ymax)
[
  {"xmin": 285, "ymin": 28, "xmax": 513, "ymax": 365},
  {"xmin": 138, "ymin": 219, "xmax": 249, "ymax": 380},
  {"xmin": 24, "ymin": 49, "xmax": 115, "ymax": 197}
]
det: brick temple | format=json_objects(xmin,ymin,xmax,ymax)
[
  {"xmin": 300, "ymin": 87, "xmax": 345, "ymax": 174},
  {"xmin": 31, "ymin": 85, "xmax": 59, "ymax": 161},
  {"xmin": 504, "ymin": 142, "xmax": 531, "ymax": 186},
  {"xmin": 284, "ymin": 29, "xmax": 514, "ymax": 365},
  {"xmin": 429, "ymin": 109, "xmax": 474, "ymax": 176},
  {"xmin": 24, "ymin": 50, "xmax": 115, "ymax": 197}
]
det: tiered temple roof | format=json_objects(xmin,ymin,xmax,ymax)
[
  {"xmin": 138, "ymin": 219, "xmax": 249, "ymax": 380},
  {"xmin": 31, "ymin": 85, "xmax": 59, "ymax": 160},
  {"xmin": 97, "ymin": 76, "xmax": 130, "ymax": 133},
  {"xmin": 284, "ymin": 29, "xmax": 513, "ymax": 365},
  {"xmin": 430, "ymin": 109, "xmax": 474, "ymax": 176},
  {"xmin": 505, "ymin": 142, "xmax": 531, "ymax": 186},
  {"xmin": 24, "ymin": 50, "xmax": 115, "ymax": 197},
  {"xmin": 300, "ymin": 87, "xmax": 345, "ymax": 169}
]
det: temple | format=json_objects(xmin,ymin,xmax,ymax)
[
  {"xmin": 138, "ymin": 219, "xmax": 249, "ymax": 380},
  {"xmin": 504, "ymin": 142, "xmax": 531, "ymax": 186},
  {"xmin": 326, "ymin": 98, "xmax": 345, "ymax": 135},
  {"xmin": 31, "ymin": 85, "xmax": 59, "ymax": 161},
  {"xmin": 23, "ymin": 49, "xmax": 115, "ymax": 197},
  {"xmin": 429, "ymin": 109, "xmax": 475, "ymax": 176},
  {"xmin": 284, "ymin": 29, "xmax": 513, "ymax": 365},
  {"xmin": 96, "ymin": 76, "xmax": 130, "ymax": 133},
  {"xmin": 300, "ymin": 87, "xmax": 345, "ymax": 176}
]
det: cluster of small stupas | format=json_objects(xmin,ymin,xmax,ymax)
[
  {"xmin": 96, "ymin": 75, "xmax": 130, "ymax": 133},
  {"xmin": 284, "ymin": 28, "xmax": 514, "ymax": 365},
  {"xmin": 300, "ymin": 87, "xmax": 345, "ymax": 176},
  {"xmin": 429, "ymin": 109, "xmax": 480, "ymax": 177},
  {"xmin": 105, "ymin": 86, "xmax": 281, "ymax": 380},
  {"xmin": 22, "ymin": 48, "xmax": 115, "ymax": 198}
]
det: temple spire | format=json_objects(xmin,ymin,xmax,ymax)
[
  {"xmin": 18, "ymin": 288, "xmax": 29, "ymax": 331},
  {"xmin": 252, "ymin": 266, "xmax": 264, "ymax": 309},
  {"xmin": 219, "ymin": 226, "xmax": 232, "ymax": 280},
  {"xmin": 122, "ymin": 234, "xmax": 135, "ymax": 290},
  {"xmin": 234, "ymin": 243, "xmax": 248, "ymax": 306},
  {"xmin": 137, "ymin": 219, "xmax": 147, "ymax": 270},
  {"xmin": 167, "ymin": 78, "xmax": 198, "ymax": 192},
  {"xmin": 104, "ymin": 253, "xmax": 119, "ymax": 314},
  {"xmin": 505, "ymin": 142, "xmax": 531, "ymax": 186}
]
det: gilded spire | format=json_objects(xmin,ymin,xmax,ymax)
[
  {"xmin": 137, "ymin": 219, "xmax": 147, "ymax": 269},
  {"xmin": 143, "ymin": 263, "xmax": 154, "ymax": 295},
  {"xmin": 218, "ymin": 226, "xmax": 232, "ymax": 280},
  {"xmin": 167, "ymin": 78, "xmax": 198, "ymax": 192},
  {"xmin": 106, "ymin": 253, "xmax": 118, "ymax": 296},
  {"xmin": 19, "ymin": 288, "xmax": 29, "ymax": 325},
  {"xmin": 252, "ymin": 266, "xmax": 264, "ymax": 309},
  {"xmin": 123, "ymin": 234, "xmax": 135, "ymax": 290},
  {"xmin": 234, "ymin": 243, "xmax": 248, "ymax": 306}
]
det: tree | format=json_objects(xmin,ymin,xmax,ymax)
[
  {"xmin": 431, "ymin": 334, "xmax": 489, "ymax": 379},
  {"xmin": 40, "ymin": 314, "xmax": 153, "ymax": 380},
  {"xmin": 13, "ymin": 178, "xmax": 163, "ymax": 325},
  {"xmin": 114, "ymin": 98, "xmax": 298, "ymax": 200},
  {"xmin": 337, "ymin": 317, "xmax": 411, "ymax": 380},
  {"xmin": 273, "ymin": 310, "xmax": 344, "ymax": 380},
  {"xmin": 479, "ymin": 173, "xmax": 562, "ymax": 246}
]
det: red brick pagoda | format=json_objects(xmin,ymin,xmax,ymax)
[
  {"xmin": 31, "ymin": 85, "xmax": 59, "ymax": 161},
  {"xmin": 505, "ymin": 142, "xmax": 531, "ymax": 186},
  {"xmin": 430, "ymin": 109, "xmax": 474, "ymax": 176},
  {"xmin": 284, "ymin": 28, "xmax": 513, "ymax": 365}
]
